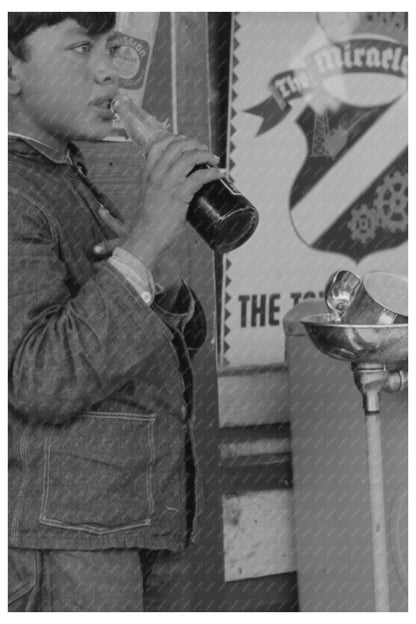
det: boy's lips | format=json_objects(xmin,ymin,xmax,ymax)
[
  {"xmin": 90, "ymin": 94, "xmax": 118, "ymax": 121},
  {"xmin": 90, "ymin": 93, "xmax": 118, "ymax": 110}
]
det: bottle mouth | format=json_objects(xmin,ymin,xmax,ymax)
[{"xmin": 110, "ymin": 96, "xmax": 121, "ymax": 115}]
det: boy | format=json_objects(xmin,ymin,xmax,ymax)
[{"xmin": 8, "ymin": 12, "xmax": 222, "ymax": 612}]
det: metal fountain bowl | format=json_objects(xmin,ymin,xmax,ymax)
[{"xmin": 301, "ymin": 314, "xmax": 408, "ymax": 366}]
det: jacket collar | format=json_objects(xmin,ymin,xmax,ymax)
[{"xmin": 8, "ymin": 134, "xmax": 87, "ymax": 173}]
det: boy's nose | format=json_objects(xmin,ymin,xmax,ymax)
[{"xmin": 93, "ymin": 55, "xmax": 119, "ymax": 85}]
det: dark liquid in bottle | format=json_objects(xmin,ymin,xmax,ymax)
[{"xmin": 187, "ymin": 166, "xmax": 259, "ymax": 253}]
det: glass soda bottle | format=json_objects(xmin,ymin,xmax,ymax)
[{"xmin": 111, "ymin": 95, "xmax": 259, "ymax": 254}]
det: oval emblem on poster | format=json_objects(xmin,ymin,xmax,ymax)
[{"xmin": 113, "ymin": 32, "xmax": 150, "ymax": 90}]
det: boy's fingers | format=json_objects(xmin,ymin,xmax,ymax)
[
  {"xmin": 146, "ymin": 134, "xmax": 189, "ymax": 172},
  {"xmin": 93, "ymin": 237, "xmax": 122, "ymax": 256},
  {"xmin": 98, "ymin": 207, "xmax": 127, "ymax": 236},
  {"xmin": 183, "ymin": 166, "xmax": 225, "ymax": 197},
  {"xmin": 147, "ymin": 136, "xmax": 211, "ymax": 179},
  {"xmin": 167, "ymin": 151, "xmax": 220, "ymax": 182}
]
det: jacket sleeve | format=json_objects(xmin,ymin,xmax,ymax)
[{"xmin": 8, "ymin": 193, "xmax": 174, "ymax": 425}]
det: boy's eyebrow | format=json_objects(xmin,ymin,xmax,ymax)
[
  {"xmin": 65, "ymin": 25, "xmax": 89, "ymax": 36},
  {"xmin": 63, "ymin": 25, "xmax": 117, "ymax": 42},
  {"xmin": 107, "ymin": 33, "xmax": 120, "ymax": 44}
]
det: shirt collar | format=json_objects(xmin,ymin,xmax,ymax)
[{"xmin": 8, "ymin": 132, "xmax": 87, "ymax": 172}]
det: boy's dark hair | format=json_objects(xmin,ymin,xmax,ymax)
[{"xmin": 8, "ymin": 12, "xmax": 116, "ymax": 59}]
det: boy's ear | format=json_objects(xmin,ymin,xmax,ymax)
[{"xmin": 8, "ymin": 50, "xmax": 22, "ymax": 95}]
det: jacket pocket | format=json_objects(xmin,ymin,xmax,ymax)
[
  {"xmin": 8, "ymin": 548, "xmax": 38, "ymax": 609},
  {"xmin": 39, "ymin": 411, "xmax": 156, "ymax": 535}
]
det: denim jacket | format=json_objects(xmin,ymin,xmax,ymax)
[{"xmin": 8, "ymin": 136, "xmax": 206, "ymax": 551}]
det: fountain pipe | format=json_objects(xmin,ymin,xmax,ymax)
[
  {"xmin": 364, "ymin": 409, "xmax": 390, "ymax": 611},
  {"xmin": 351, "ymin": 363, "xmax": 408, "ymax": 611}
]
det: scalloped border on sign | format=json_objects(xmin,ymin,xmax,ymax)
[{"xmin": 220, "ymin": 12, "xmax": 241, "ymax": 368}]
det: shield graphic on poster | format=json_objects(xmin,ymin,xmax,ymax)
[
  {"xmin": 288, "ymin": 96, "xmax": 408, "ymax": 262},
  {"xmin": 244, "ymin": 14, "xmax": 409, "ymax": 264}
]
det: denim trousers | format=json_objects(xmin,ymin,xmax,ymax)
[{"xmin": 8, "ymin": 547, "xmax": 193, "ymax": 612}]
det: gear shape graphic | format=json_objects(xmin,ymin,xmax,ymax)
[
  {"xmin": 347, "ymin": 204, "xmax": 379, "ymax": 244},
  {"xmin": 374, "ymin": 170, "xmax": 408, "ymax": 233}
]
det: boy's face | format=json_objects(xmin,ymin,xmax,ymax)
[{"xmin": 10, "ymin": 18, "xmax": 120, "ymax": 148}]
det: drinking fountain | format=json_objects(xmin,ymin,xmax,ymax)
[{"xmin": 301, "ymin": 271, "xmax": 408, "ymax": 612}]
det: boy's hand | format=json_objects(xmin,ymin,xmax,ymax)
[
  {"xmin": 94, "ymin": 207, "xmax": 183, "ymax": 303},
  {"xmin": 120, "ymin": 134, "xmax": 223, "ymax": 270}
]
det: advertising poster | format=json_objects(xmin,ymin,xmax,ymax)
[
  {"xmin": 109, "ymin": 12, "xmax": 160, "ymax": 140},
  {"xmin": 220, "ymin": 12, "xmax": 408, "ymax": 367}
]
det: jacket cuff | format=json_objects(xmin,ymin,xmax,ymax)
[{"xmin": 108, "ymin": 247, "xmax": 155, "ymax": 305}]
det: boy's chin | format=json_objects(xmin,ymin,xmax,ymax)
[{"xmin": 74, "ymin": 124, "xmax": 113, "ymax": 142}]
